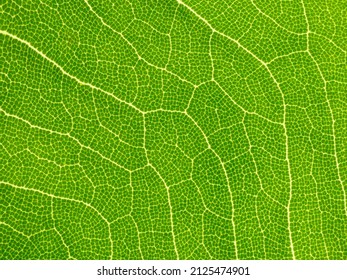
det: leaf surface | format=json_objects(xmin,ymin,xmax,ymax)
[{"xmin": 1, "ymin": 0, "xmax": 347, "ymax": 259}]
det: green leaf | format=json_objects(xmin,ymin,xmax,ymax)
[{"xmin": 1, "ymin": 0, "xmax": 346, "ymax": 260}]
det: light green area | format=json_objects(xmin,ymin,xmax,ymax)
[{"xmin": 0, "ymin": 0, "xmax": 346, "ymax": 260}]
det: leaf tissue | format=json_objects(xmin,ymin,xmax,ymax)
[{"xmin": 0, "ymin": 0, "xmax": 346, "ymax": 259}]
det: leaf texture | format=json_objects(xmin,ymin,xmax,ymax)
[{"xmin": 0, "ymin": 0, "xmax": 347, "ymax": 260}]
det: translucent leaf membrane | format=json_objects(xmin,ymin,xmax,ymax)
[{"xmin": 0, "ymin": 0, "xmax": 346, "ymax": 259}]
